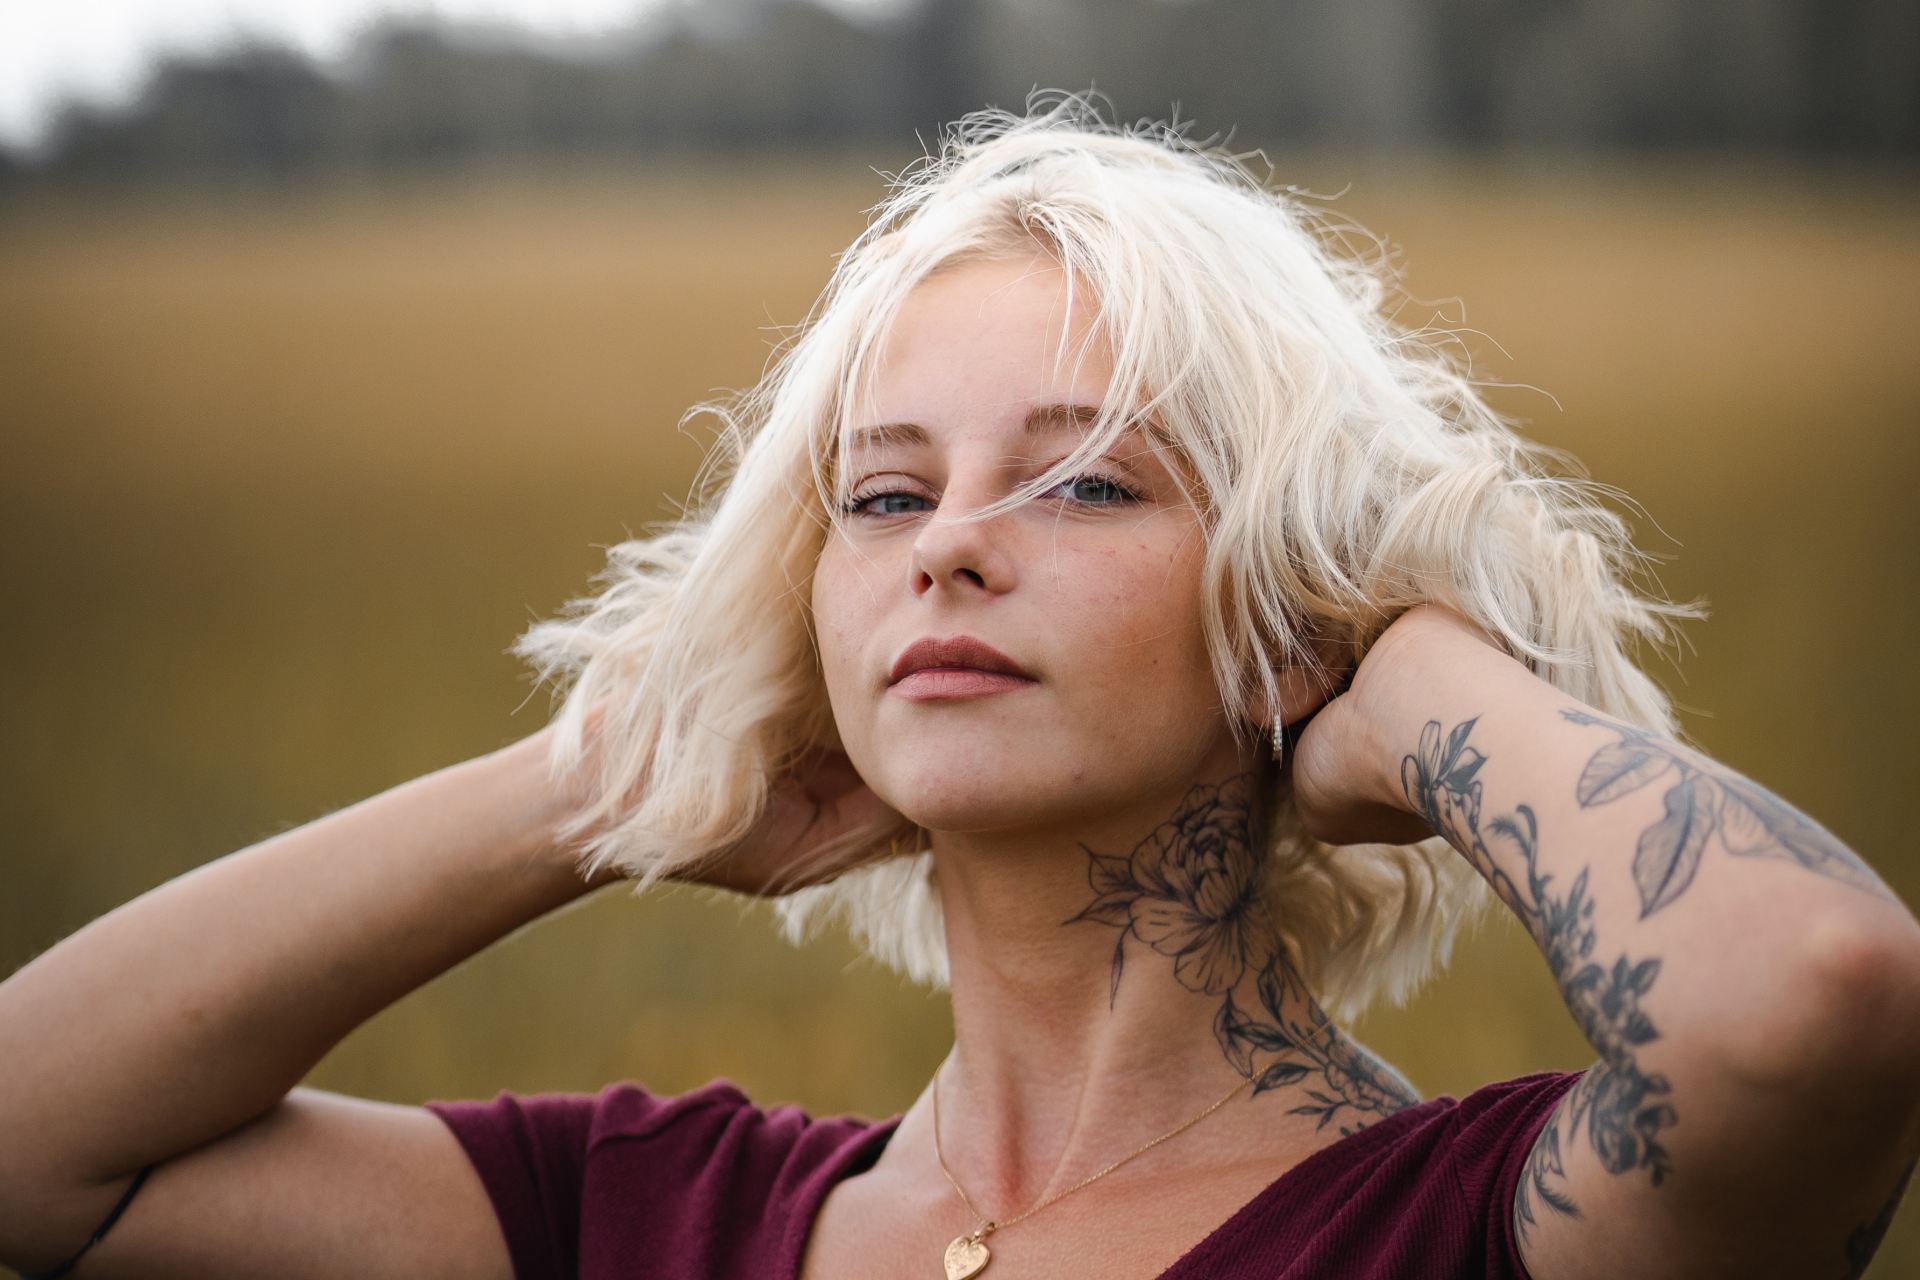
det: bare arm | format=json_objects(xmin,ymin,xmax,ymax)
[
  {"xmin": 0, "ymin": 728, "xmax": 614, "ymax": 1276},
  {"xmin": 1326, "ymin": 605, "xmax": 1920, "ymax": 1279}
]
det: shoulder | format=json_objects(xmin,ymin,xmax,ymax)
[
  {"xmin": 1339, "ymin": 1068, "xmax": 1584, "ymax": 1202},
  {"xmin": 1429, "ymin": 1069, "xmax": 1589, "ymax": 1278},
  {"xmin": 1216, "ymin": 1069, "xmax": 1585, "ymax": 1279},
  {"xmin": 1436, "ymin": 1074, "xmax": 1582, "ymax": 1205},
  {"xmin": 426, "ymin": 1075, "xmax": 753, "ymax": 1139},
  {"xmin": 1293, "ymin": 1069, "xmax": 1583, "ymax": 1171},
  {"xmin": 423, "ymin": 1077, "xmax": 751, "ymax": 1179},
  {"xmin": 423, "ymin": 1078, "xmax": 899, "ymax": 1279},
  {"xmin": 426, "ymin": 1075, "xmax": 894, "ymax": 1191}
]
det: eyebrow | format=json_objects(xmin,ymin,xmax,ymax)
[{"xmin": 845, "ymin": 402, "xmax": 1107, "ymax": 455}]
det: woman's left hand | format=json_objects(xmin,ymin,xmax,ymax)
[{"xmin": 1289, "ymin": 602, "xmax": 1515, "ymax": 846}]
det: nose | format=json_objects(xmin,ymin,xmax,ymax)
[{"xmin": 908, "ymin": 475, "xmax": 1016, "ymax": 599}]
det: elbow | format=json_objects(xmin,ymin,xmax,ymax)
[
  {"xmin": 1805, "ymin": 904, "xmax": 1920, "ymax": 1049},
  {"xmin": 1720, "ymin": 907, "xmax": 1920, "ymax": 1102}
]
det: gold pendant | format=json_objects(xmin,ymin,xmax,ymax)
[{"xmin": 943, "ymin": 1232, "xmax": 990, "ymax": 1279}]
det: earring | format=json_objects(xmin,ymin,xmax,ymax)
[{"xmin": 1271, "ymin": 714, "xmax": 1286, "ymax": 768}]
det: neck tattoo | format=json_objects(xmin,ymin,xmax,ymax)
[{"xmin": 1062, "ymin": 772, "xmax": 1421, "ymax": 1134}]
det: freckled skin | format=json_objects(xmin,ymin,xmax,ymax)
[{"xmin": 810, "ymin": 254, "xmax": 1247, "ymax": 840}]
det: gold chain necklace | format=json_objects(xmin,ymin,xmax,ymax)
[{"xmin": 931, "ymin": 1063, "xmax": 1254, "ymax": 1279}]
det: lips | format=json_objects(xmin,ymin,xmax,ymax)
[{"xmin": 889, "ymin": 636, "xmax": 1035, "ymax": 685}]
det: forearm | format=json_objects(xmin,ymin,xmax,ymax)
[
  {"xmin": 1342, "ymin": 621, "xmax": 1920, "ymax": 1273},
  {"xmin": 0, "ymin": 731, "xmax": 604, "ymax": 1194},
  {"xmin": 1363, "ymin": 632, "xmax": 1920, "ymax": 1097}
]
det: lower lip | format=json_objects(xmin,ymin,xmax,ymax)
[{"xmin": 889, "ymin": 668, "xmax": 1038, "ymax": 700}]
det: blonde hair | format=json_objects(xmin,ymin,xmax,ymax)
[{"xmin": 512, "ymin": 91, "xmax": 1702, "ymax": 1023}]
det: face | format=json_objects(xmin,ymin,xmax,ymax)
[{"xmin": 811, "ymin": 253, "xmax": 1252, "ymax": 836}]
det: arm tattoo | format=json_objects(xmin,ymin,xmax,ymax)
[
  {"xmin": 1062, "ymin": 772, "xmax": 1419, "ymax": 1137},
  {"xmin": 1515, "ymin": 1094, "xmax": 1579, "ymax": 1244},
  {"xmin": 1560, "ymin": 710, "xmax": 1911, "ymax": 1273},
  {"xmin": 1560, "ymin": 708, "xmax": 1893, "ymax": 916},
  {"xmin": 1844, "ymin": 1156, "xmax": 1914, "ymax": 1280},
  {"xmin": 1400, "ymin": 717, "xmax": 1677, "ymax": 1250}
]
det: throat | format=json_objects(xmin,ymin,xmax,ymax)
[{"xmin": 928, "ymin": 768, "xmax": 1422, "ymax": 1212}]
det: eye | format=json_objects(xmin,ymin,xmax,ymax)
[
  {"xmin": 840, "ymin": 486, "xmax": 931, "ymax": 518},
  {"xmin": 1044, "ymin": 471, "xmax": 1140, "ymax": 506},
  {"xmin": 839, "ymin": 470, "xmax": 1142, "ymax": 519}
]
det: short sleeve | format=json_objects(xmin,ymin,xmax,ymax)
[
  {"xmin": 424, "ymin": 1078, "xmax": 775, "ymax": 1280},
  {"xmin": 1448, "ymin": 1067, "xmax": 1586, "ymax": 1280},
  {"xmin": 425, "ymin": 1089, "xmax": 599, "ymax": 1280}
]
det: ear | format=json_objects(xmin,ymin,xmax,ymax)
[{"xmin": 1248, "ymin": 634, "xmax": 1356, "ymax": 731}]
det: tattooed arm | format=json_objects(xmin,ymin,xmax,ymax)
[{"xmin": 1293, "ymin": 604, "xmax": 1920, "ymax": 1280}]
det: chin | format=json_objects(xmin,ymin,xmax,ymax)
[
  {"xmin": 870, "ymin": 754, "xmax": 1072, "ymax": 834},
  {"xmin": 878, "ymin": 750, "xmax": 1148, "ymax": 840}
]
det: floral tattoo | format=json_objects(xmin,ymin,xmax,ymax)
[
  {"xmin": 1063, "ymin": 773, "xmax": 1419, "ymax": 1137},
  {"xmin": 1559, "ymin": 708, "xmax": 1892, "ymax": 916},
  {"xmin": 1400, "ymin": 717, "xmax": 1677, "ymax": 1250}
]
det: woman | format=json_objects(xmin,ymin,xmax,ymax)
[{"xmin": 2, "ymin": 96, "xmax": 1916, "ymax": 1280}]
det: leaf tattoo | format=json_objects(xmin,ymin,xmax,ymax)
[
  {"xmin": 1632, "ymin": 775, "xmax": 1714, "ymax": 916},
  {"xmin": 1064, "ymin": 773, "xmax": 1420, "ymax": 1137},
  {"xmin": 1561, "ymin": 709, "xmax": 1892, "ymax": 917}
]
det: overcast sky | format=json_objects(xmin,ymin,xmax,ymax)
[{"xmin": 0, "ymin": 0, "xmax": 895, "ymax": 156}]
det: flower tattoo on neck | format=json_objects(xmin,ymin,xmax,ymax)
[{"xmin": 1063, "ymin": 773, "xmax": 1419, "ymax": 1135}]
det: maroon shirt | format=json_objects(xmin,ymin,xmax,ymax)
[{"xmin": 426, "ymin": 1068, "xmax": 1582, "ymax": 1279}]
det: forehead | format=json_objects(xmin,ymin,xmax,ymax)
[
  {"xmin": 845, "ymin": 256, "xmax": 1118, "ymax": 448},
  {"xmin": 847, "ymin": 402, "xmax": 1113, "ymax": 456}
]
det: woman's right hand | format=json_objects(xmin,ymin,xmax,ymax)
[{"xmin": 696, "ymin": 742, "xmax": 909, "ymax": 897}]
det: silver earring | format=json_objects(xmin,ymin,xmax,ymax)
[{"xmin": 1271, "ymin": 714, "xmax": 1286, "ymax": 767}]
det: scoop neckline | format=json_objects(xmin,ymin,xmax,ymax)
[{"xmin": 781, "ymin": 1090, "xmax": 1454, "ymax": 1280}]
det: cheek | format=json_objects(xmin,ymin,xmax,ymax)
[
  {"xmin": 1060, "ymin": 538, "xmax": 1211, "ymax": 693},
  {"xmin": 810, "ymin": 546, "xmax": 877, "ymax": 693}
]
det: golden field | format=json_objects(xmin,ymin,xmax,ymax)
[{"xmin": 2, "ymin": 153, "xmax": 1917, "ymax": 1274}]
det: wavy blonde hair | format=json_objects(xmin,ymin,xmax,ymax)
[{"xmin": 512, "ymin": 91, "xmax": 1702, "ymax": 1023}]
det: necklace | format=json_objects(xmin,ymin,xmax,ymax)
[{"xmin": 930, "ymin": 1063, "xmax": 1255, "ymax": 1280}]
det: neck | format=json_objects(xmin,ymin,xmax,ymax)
[{"xmin": 917, "ymin": 761, "xmax": 1422, "ymax": 1214}]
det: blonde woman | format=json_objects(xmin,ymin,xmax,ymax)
[{"xmin": 3, "ymin": 95, "xmax": 1917, "ymax": 1280}]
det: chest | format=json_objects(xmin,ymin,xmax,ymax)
[{"xmin": 796, "ymin": 1164, "xmax": 1289, "ymax": 1280}]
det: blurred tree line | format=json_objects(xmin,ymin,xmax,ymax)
[{"xmin": 1, "ymin": 0, "xmax": 1914, "ymax": 190}]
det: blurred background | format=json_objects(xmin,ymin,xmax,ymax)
[{"xmin": 2, "ymin": 0, "xmax": 1916, "ymax": 1274}]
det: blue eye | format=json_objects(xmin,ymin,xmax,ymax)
[
  {"xmin": 842, "ymin": 490, "xmax": 930, "ymax": 517},
  {"xmin": 841, "ymin": 471, "xmax": 1140, "ymax": 518},
  {"xmin": 1049, "ymin": 473, "xmax": 1137, "ymax": 505}
]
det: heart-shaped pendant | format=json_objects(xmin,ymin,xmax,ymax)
[{"xmin": 943, "ymin": 1233, "xmax": 991, "ymax": 1280}]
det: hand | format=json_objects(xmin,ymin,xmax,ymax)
[
  {"xmin": 1289, "ymin": 603, "xmax": 1512, "ymax": 846},
  {"xmin": 527, "ymin": 702, "xmax": 909, "ymax": 897},
  {"xmin": 695, "ymin": 741, "xmax": 909, "ymax": 897}
]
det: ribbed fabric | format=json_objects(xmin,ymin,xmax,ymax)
[{"xmin": 426, "ymin": 1068, "xmax": 1581, "ymax": 1279}]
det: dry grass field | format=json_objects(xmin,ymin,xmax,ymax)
[{"xmin": 2, "ymin": 152, "xmax": 1917, "ymax": 1274}]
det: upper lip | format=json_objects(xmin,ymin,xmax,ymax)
[{"xmin": 889, "ymin": 636, "xmax": 1035, "ymax": 684}]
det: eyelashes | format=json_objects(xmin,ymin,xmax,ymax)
[{"xmin": 840, "ymin": 470, "xmax": 1143, "ymax": 519}]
